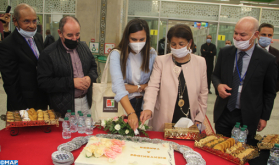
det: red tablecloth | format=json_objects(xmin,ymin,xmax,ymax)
[{"xmin": 0, "ymin": 124, "xmax": 248, "ymax": 165}]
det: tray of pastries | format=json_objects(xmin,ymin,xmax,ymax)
[
  {"xmin": 164, "ymin": 123, "xmax": 206, "ymax": 140},
  {"xmin": 194, "ymin": 134, "xmax": 259, "ymax": 165},
  {"xmin": 5, "ymin": 108, "xmax": 59, "ymax": 128},
  {"xmin": 255, "ymin": 134, "xmax": 279, "ymax": 150}
]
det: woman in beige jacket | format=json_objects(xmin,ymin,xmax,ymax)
[{"xmin": 140, "ymin": 24, "xmax": 208, "ymax": 132}]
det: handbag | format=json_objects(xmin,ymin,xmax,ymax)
[{"xmin": 91, "ymin": 50, "xmax": 125, "ymax": 122}]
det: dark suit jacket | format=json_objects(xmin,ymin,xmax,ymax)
[
  {"xmin": 0, "ymin": 28, "xmax": 48, "ymax": 110},
  {"xmin": 212, "ymin": 45, "xmax": 277, "ymax": 135},
  {"xmin": 269, "ymin": 46, "xmax": 279, "ymax": 92},
  {"xmin": 43, "ymin": 34, "xmax": 55, "ymax": 48}
]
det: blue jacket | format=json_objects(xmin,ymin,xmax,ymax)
[{"xmin": 110, "ymin": 48, "xmax": 157, "ymax": 102}]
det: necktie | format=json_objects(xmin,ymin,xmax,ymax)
[
  {"xmin": 227, "ymin": 51, "xmax": 246, "ymax": 111},
  {"xmin": 27, "ymin": 38, "xmax": 39, "ymax": 59}
]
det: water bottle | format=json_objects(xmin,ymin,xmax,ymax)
[
  {"xmin": 231, "ymin": 124, "xmax": 241, "ymax": 140},
  {"xmin": 242, "ymin": 125, "xmax": 249, "ymax": 143},
  {"xmin": 69, "ymin": 112, "xmax": 78, "ymax": 133},
  {"xmin": 65, "ymin": 110, "xmax": 71, "ymax": 119},
  {"xmin": 78, "ymin": 113, "xmax": 85, "ymax": 134},
  {"xmin": 62, "ymin": 117, "xmax": 71, "ymax": 139},
  {"xmin": 238, "ymin": 127, "xmax": 247, "ymax": 145},
  {"xmin": 85, "ymin": 114, "xmax": 93, "ymax": 135},
  {"xmin": 267, "ymin": 144, "xmax": 279, "ymax": 165}
]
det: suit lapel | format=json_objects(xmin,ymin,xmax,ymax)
[
  {"xmin": 242, "ymin": 46, "xmax": 260, "ymax": 91},
  {"xmin": 13, "ymin": 30, "xmax": 38, "ymax": 65},
  {"xmin": 227, "ymin": 47, "xmax": 237, "ymax": 88},
  {"xmin": 34, "ymin": 34, "xmax": 43, "ymax": 54}
]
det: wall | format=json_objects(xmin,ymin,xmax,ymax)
[{"xmin": 76, "ymin": 0, "xmax": 122, "ymax": 49}]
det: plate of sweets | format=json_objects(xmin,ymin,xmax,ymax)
[
  {"xmin": 3, "ymin": 108, "xmax": 59, "ymax": 134},
  {"xmin": 194, "ymin": 135, "xmax": 259, "ymax": 165},
  {"xmin": 255, "ymin": 134, "xmax": 279, "ymax": 150}
]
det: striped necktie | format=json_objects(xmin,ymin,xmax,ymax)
[
  {"xmin": 27, "ymin": 38, "xmax": 39, "ymax": 59},
  {"xmin": 227, "ymin": 51, "xmax": 246, "ymax": 111}
]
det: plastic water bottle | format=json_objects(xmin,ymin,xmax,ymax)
[
  {"xmin": 231, "ymin": 124, "xmax": 241, "ymax": 140},
  {"xmin": 85, "ymin": 114, "xmax": 93, "ymax": 135},
  {"xmin": 65, "ymin": 110, "xmax": 71, "ymax": 119},
  {"xmin": 238, "ymin": 127, "xmax": 247, "ymax": 145},
  {"xmin": 69, "ymin": 112, "xmax": 78, "ymax": 133},
  {"xmin": 242, "ymin": 125, "xmax": 249, "ymax": 143},
  {"xmin": 62, "ymin": 117, "xmax": 71, "ymax": 139},
  {"xmin": 78, "ymin": 113, "xmax": 85, "ymax": 134},
  {"xmin": 267, "ymin": 144, "xmax": 279, "ymax": 165}
]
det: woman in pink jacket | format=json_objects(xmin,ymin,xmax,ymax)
[{"xmin": 140, "ymin": 24, "xmax": 208, "ymax": 132}]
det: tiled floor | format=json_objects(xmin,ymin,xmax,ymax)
[{"xmin": 0, "ymin": 79, "xmax": 278, "ymax": 136}]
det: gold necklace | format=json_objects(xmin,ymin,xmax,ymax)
[{"xmin": 173, "ymin": 56, "xmax": 190, "ymax": 117}]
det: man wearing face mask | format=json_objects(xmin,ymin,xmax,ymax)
[
  {"xmin": 37, "ymin": 16, "xmax": 98, "ymax": 117},
  {"xmin": 257, "ymin": 23, "xmax": 279, "ymax": 92},
  {"xmin": 201, "ymin": 35, "xmax": 217, "ymax": 94},
  {"xmin": 212, "ymin": 17, "xmax": 277, "ymax": 145},
  {"xmin": 0, "ymin": 4, "xmax": 48, "ymax": 110},
  {"xmin": 225, "ymin": 40, "xmax": 232, "ymax": 46}
]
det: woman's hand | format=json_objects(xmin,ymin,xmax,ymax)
[
  {"xmin": 125, "ymin": 84, "xmax": 138, "ymax": 93},
  {"xmin": 128, "ymin": 113, "xmax": 139, "ymax": 131},
  {"xmin": 194, "ymin": 121, "xmax": 201, "ymax": 125},
  {"xmin": 140, "ymin": 110, "xmax": 152, "ymax": 125}
]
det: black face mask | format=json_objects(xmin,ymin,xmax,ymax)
[{"xmin": 64, "ymin": 38, "xmax": 80, "ymax": 49}]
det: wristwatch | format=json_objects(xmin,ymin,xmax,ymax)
[{"xmin": 137, "ymin": 85, "xmax": 142, "ymax": 93}]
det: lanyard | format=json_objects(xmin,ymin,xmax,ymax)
[{"xmin": 235, "ymin": 51, "xmax": 247, "ymax": 85}]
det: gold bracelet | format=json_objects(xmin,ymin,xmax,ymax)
[{"xmin": 128, "ymin": 112, "xmax": 135, "ymax": 117}]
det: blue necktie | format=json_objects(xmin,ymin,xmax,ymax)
[{"xmin": 227, "ymin": 51, "xmax": 246, "ymax": 111}]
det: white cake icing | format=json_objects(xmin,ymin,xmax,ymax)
[{"xmin": 75, "ymin": 137, "xmax": 176, "ymax": 165}]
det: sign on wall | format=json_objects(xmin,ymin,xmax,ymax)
[
  {"xmin": 104, "ymin": 43, "xmax": 115, "ymax": 54},
  {"xmin": 89, "ymin": 42, "xmax": 99, "ymax": 53}
]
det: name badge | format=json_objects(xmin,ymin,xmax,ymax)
[{"xmin": 238, "ymin": 85, "xmax": 242, "ymax": 93}]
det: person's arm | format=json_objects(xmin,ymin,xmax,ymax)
[
  {"xmin": 0, "ymin": 43, "xmax": 26, "ymax": 109},
  {"xmin": 194, "ymin": 58, "xmax": 208, "ymax": 123},
  {"xmin": 1, "ymin": 13, "xmax": 11, "ymax": 39},
  {"xmin": 141, "ymin": 56, "xmax": 162, "ymax": 124},
  {"xmin": 110, "ymin": 50, "xmax": 138, "ymax": 130},
  {"xmin": 211, "ymin": 44, "xmax": 217, "ymax": 56},
  {"xmin": 200, "ymin": 44, "xmax": 208, "ymax": 57},
  {"xmin": 83, "ymin": 44, "xmax": 98, "ymax": 84},
  {"xmin": 37, "ymin": 50, "xmax": 74, "ymax": 93},
  {"xmin": 211, "ymin": 48, "xmax": 232, "ymax": 99},
  {"xmin": 261, "ymin": 57, "xmax": 277, "ymax": 121}
]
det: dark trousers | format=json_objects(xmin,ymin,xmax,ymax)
[
  {"xmin": 215, "ymin": 107, "xmax": 243, "ymax": 137},
  {"xmin": 130, "ymin": 97, "xmax": 143, "ymax": 120},
  {"xmin": 205, "ymin": 57, "xmax": 213, "ymax": 91}
]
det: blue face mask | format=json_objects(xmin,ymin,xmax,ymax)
[
  {"xmin": 206, "ymin": 39, "xmax": 211, "ymax": 43},
  {"xmin": 259, "ymin": 37, "xmax": 272, "ymax": 48},
  {"xmin": 17, "ymin": 27, "xmax": 37, "ymax": 38}
]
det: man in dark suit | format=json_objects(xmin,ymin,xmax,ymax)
[
  {"xmin": 212, "ymin": 17, "xmax": 277, "ymax": 141},
  {"xmin": 257, "ymin": 23, "xmax": 279, "ymax": 92},
  {"xmin": 43, "ymin": 29, "xmax": 55, "ymax": 48},
  {"xmin": 201, "ymin": 34, "xmax": 217, "ymax": 94},
  {"xmin": 0, "ymin": 3, "xmax": 48, "ymax": 111}
]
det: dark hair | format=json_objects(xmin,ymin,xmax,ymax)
[
  {"xmin": 46, "ymin": 29, "xmax": 50, "ymax": 35},
  {"xmin": 258, "ymin": 23, "xmax": 274, "ymax": 32},
  {"xmin": 14, "ymin": 3, "xmax": 36, "ymax": 21},
  {"xmin": 167, "ymin": 24, "xmax": 194, "ymax": 49},
  {"xmin": 114, "ymin": 18, "xmax": 151, "ymax": 79},
  {"xmin": 59, "ymin": 16, "xmax": 80, "ymax": 33}
]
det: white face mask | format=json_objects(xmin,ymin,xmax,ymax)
[
  {"xmin": 129, "ymin": 42, "xmax": 146, "ymax": 54},
  {"xmin": 233, "ymin": 33, "xmax": 255, "ymax": 50},
  {"xmin": 17, "ymin": 27, "xmax": 37, "ymax": 38},
  {"xmin": 171, "ymin": 44, "xmax": 192, "ymax": 58}
]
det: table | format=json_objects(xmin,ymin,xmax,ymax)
[{"xmin": 0, "ymin": 124, "xmax": 263, "ymax": 165}]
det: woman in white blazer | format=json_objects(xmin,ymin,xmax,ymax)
[{"xmin": 140, "ymin": 24, "xmax": 208, "ymax": 132}]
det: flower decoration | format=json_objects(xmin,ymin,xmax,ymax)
[{"xmin": 99, "ymin": 115, "xmax": 150, "ymax": 137}]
